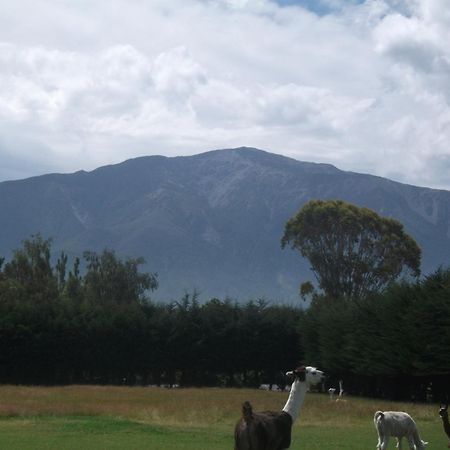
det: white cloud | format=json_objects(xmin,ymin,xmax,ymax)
[
  {"xmin": 152, "ymin": 46, "xmax": 207, "ymax": 104},
  {"xmin": 0, "ymin": 0, "xmax": 449, "ymax": 190}
]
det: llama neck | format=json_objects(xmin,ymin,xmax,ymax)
[
  {"xmin": 282, "ymin": 380, "xmax": 308, "ymax": 422},
  {"xmin": 442, "ymin": 414, "xmax": 450, "ymax": 437}
]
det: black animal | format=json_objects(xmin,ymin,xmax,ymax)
[
  {"xmin": 234, "ymin": 400, "xmax": 292, "ymax": 450},
  {"xmin": 439, "ymin": 403, "xmax": 450, "ymax": 447}
]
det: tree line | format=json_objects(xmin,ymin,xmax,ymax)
[
  {"xmin": 1, "ymin": 194, "xmax": 450, "ymax": 402},
  {"xmin": 282, "ymin": 199, "xmax": 448, "ymax": 402},
  {"xmin": 0, "ymin": 235, "xmax": 302, "ymax": 387},
  {"xmin": 300, "ymin": 268, "xmax": 450, "ymax": 401}
]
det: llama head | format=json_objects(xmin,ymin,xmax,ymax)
[
  {"xmin": 439, "ymin": 403, "xmax": 448, "ymax": 419},
  {"xmin": 286, "ymin": 366, "xmax": 324, "ymax": 386}
]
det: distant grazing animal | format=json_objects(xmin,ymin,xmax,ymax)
[
  {"xmin": 374, "ymin": 411, "xmax": 428, "ymax": 450},
  {"xmin": 439, "ymin": 403, "xmax": 450, "ymax": 447},
  {"xmin": 234, "ymin": 366, "xmax": 325, "ymax": 450},
  {"xmin": 338, "ymin": 379, "xmax": 344, "ymax": 397},
  {"xmin": 328, "ymin": 387, "xmax": 336, "ymax": 401}
]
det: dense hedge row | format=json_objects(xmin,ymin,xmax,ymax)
[
  {"xmin": 301, "ymin": 268, "xmax": 450, "ymax": 401},
  {"xmin": 1, "ymin": 235, "xmax": 449, "ymax": 401},
  {"xmin": 0, "ymin": 293, "xmax": 303, "ymax": 387},
  {"xmin": 0, "ymin": 236, "xmax": 301, "ymax": 386}
]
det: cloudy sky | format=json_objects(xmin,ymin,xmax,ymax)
[{"xmin": 1, "ymin": 0, "xmax": 450, "ymax": 189}]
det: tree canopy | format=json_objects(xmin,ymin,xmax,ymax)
[{"xmin": 281, "ymin": 199, "xmax": 421, "ymax": 300}]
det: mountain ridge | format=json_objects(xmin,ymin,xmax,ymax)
[{"xmin": 1, "ymin": 147, "xmax": 449, "ymax": 301}]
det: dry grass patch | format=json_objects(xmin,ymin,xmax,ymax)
[
  {"xmin": 0, "ymin": 385, "xmax": 440, "ymax": 429},
  {"xmin": 0, "ymin": 386, "xmax": 445, "ymax": 450}
]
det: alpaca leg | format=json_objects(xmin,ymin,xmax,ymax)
[
  {"xmin": 406, "ymin": 435, "xmax": 415, "ymax": 450},
  {"xmin": 396, "ymin": 437, "xmax": 402, "ymax": 449},
  {"xmin": 376, "ymin": 432, "xmax": 382, "ymax": 450},
  {"xmin": 380, "ymin": 436, "xmax": 389, "ymax": 450}
]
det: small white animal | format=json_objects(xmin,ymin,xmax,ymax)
[{"xmin": 374, "ymin": 411, "xmax": 428, "ymax": 450}]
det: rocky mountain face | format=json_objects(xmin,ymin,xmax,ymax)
[{"xmin": 1, "ymin": 147, "xmax": 449, "ymax": 302}]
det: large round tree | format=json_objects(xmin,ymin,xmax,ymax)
[{"xmin": 281, "ymin": 199, "xmax": 421, "ymax": 300}]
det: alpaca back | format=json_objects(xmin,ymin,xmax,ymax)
[
  {"xmin": 374, "ymin": 411, "xmax": 415, "ymax": 437},
  {"xmin": 374, "ymin": 411, "xmax": 427, "ymax": 449},
  {"xmin": 234, "ymin": 402, "xmax": 292, "ymax": 450}
]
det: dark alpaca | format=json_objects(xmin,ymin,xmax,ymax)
[
  {"xmin": 234, "ymin": 366, "xmax": 324, "ymax": 450},
  {"xmin": 234, "ymin": 401, "xmax": 293, "ymax": 450},
  {"xmin": 439, "ymin": 403, "xmax": 450, "ymax": 448}
]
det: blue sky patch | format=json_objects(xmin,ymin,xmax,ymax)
[{"xmin": 274, "ymin": 0, "xmax": 365, "ymax": 15}]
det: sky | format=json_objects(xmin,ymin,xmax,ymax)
[{"xmin": 1, "ymin": 0, "xmax": 450, "ymax": 190}]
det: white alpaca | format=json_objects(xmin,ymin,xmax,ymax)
[
  {"xmin": 374, "ymin": 411, "xmax": 428, "ymax": 450},
  {"xmin": 234, "ymin": 366, "xmax": 324, "ymax": 450},
  {"xmin": 338, "ymin": 379, "xmax": 344, "ymax": 397},
  {"xmin": 328, "ymin": 387, "xmax": 336, "ymax": 401}
]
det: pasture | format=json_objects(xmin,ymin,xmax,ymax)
[{"xmin": 0, "ymin": 385, "xmax": 445, "ymax": 449}]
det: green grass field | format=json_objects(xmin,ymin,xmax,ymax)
[{"xmin": 0, "ymin": 385, "xmax": 446, "ymax": 449}]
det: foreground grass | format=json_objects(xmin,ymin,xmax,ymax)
[{"xmin": 0, "ymin": 385, "xmax": 446, "ymax": 449}]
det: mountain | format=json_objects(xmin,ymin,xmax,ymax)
[{"xmin": 1, "ymin": 147, "xmax": 450, "ymax": 302}]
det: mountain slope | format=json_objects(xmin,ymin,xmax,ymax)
[{"xmin": 1, "ymin": 147, "xmax": 449, "ymax": 301}]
